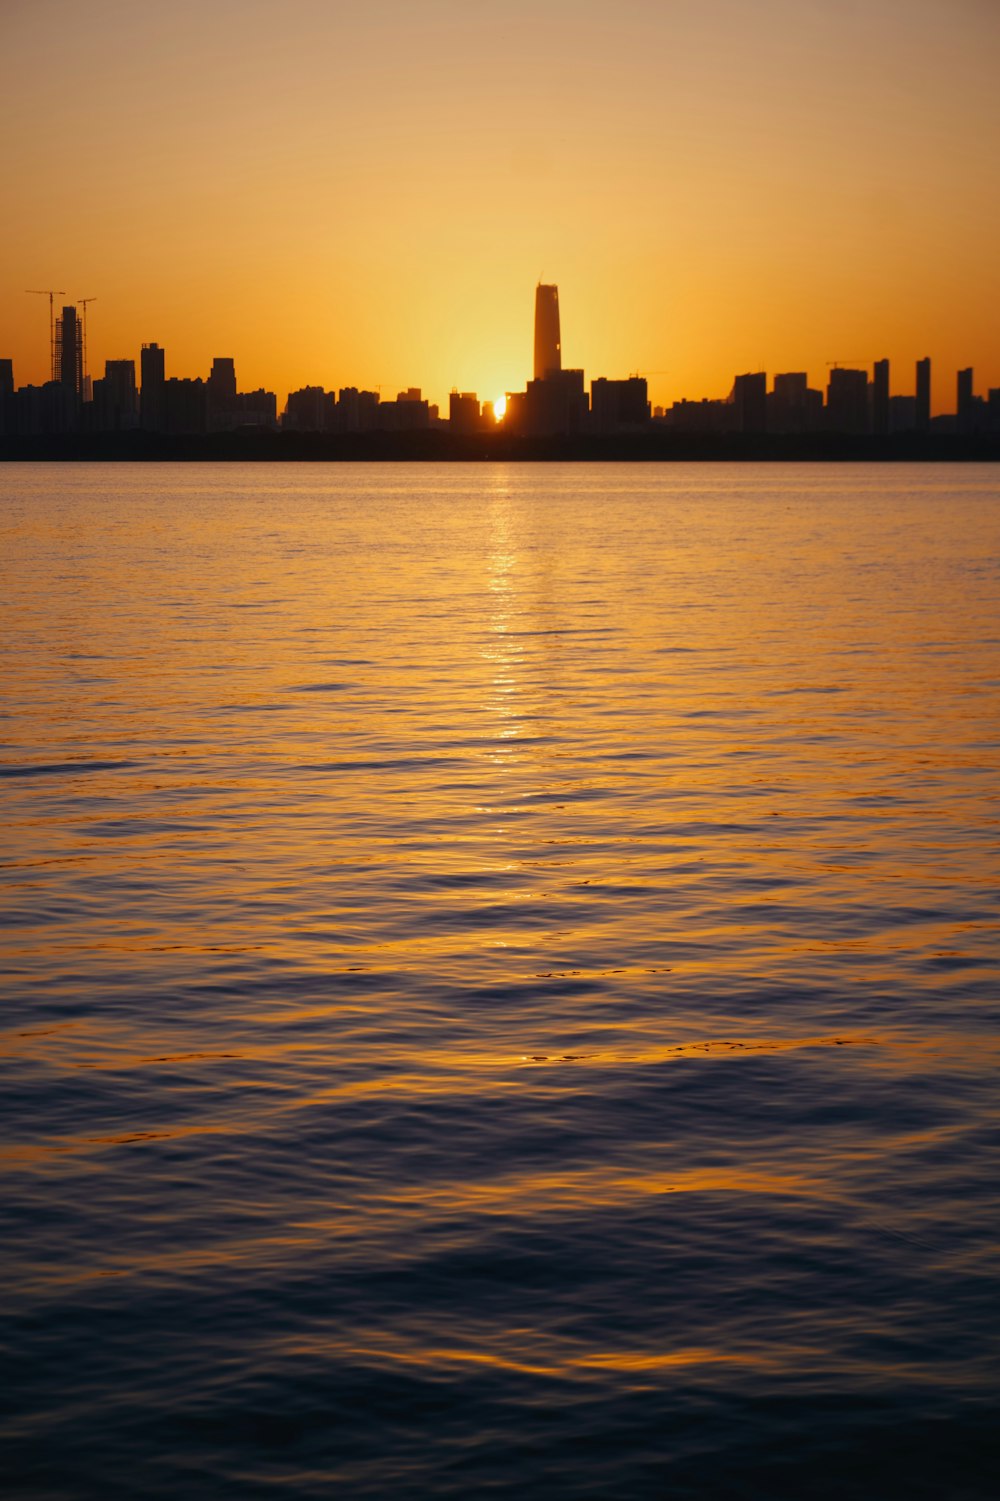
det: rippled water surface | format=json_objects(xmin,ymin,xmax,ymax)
[{"xmin": 2, "ymin": 462, "xmax": 999, "ymax": 1498}]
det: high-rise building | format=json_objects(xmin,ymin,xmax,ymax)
[
  {"xmin": 92, "ymin": 358, "xmax": 139, "ymax": 431},
  {"xmin": 769, "ymin": 372, "xmax": 823, "ymax": 434},
  {"xmin": 0, "ymin": 359, "xmax": 13, "ymax": 398},
  {"xmin": 872, "ymin": 359, "xmax": 890, "ymax": 436},
  {"xmin": 534, "ymin": 284, "xmax": 561, "ymax": 380},
  {"xmin": 590, "ymin": 377, "xmax": 650, "ymax": 433},
  {"xmin": 957, "ymin": 367, "xmax": 974, "ymax": 430},
  {"xmin": 207, "ymin": 357, "xmax": 237, "ymax": 404},
  {"xmin": 140, "ymin": 343, "xmax": 166, "ymax": 431},
  {"xmin": 826, "ymin": 368, "xmax": 869, "ymax": 434},
  {"xmin": 284, "ymin": 386, "xmax": 335, "ymax": 432},
  {"xmin": 449, "ymin": 391, "xmax": 482, "ymax": 432},
  {"xmin": 731, "ymin": 372, "xmax": 767, "ymax": 434},
  {"xmin": 915, "ymin": 358, "xmax": 931, "ymax": 432},
  {"xmin": 56, "ymin": 306, "xmax": 82, "ymax": 396}
]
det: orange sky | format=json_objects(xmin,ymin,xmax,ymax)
[{"xmin": 1, "ymin": 0, "xmax": 998, "ymax": 413}]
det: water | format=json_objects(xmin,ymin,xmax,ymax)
[{"xmin": 2, "ymin": 462, "xmax": 999, "ymax": 1499}]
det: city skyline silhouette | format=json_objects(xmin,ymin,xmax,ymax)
[
  {"xmin": 2, "ymin": 283, "xmax": 997, "ymax": 449},
  {"xmin": 2, "ymin": 3, "xmax": 998, "ymax": 412}
]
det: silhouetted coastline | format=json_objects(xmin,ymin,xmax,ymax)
[{"xmin": 2, "ymin": 430, "xmax": 999, "ymax": 462}]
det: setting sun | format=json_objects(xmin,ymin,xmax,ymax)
[{"xmin": 494, "ymin": 394, "xmax": 507, "ymax": 422}]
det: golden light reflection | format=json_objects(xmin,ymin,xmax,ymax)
[{"xmin": 494, "ymin": 394, "xmax": 507, "ymax": 422}]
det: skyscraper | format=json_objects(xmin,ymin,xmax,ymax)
[
  {"xmin": 140, "ymin": 342, "xmax": 166, "ymax": 431},
  {"xmin": 915, "ymin": 357, "xmax": 931, "ymax": 432},
  {"xmin": 56, "ymin": 306, "xmax": 82, "ymax": 395},
  {"xmin": 872, "ymin": 359, "xmax": 890, "ymax": 436},
  {"xmin": 534, "ymin": 284, "xmax": 561, "ymax": 380}
]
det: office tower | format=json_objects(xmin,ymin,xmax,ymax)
[
  {"xmin": 140, "ymin": 342, "xmax": 166, "ymax": 431},
  {"xmin": 93, "ymin": 359, "xmax": 138, "ymax": 431},
  {"xmin": 872, "ymin": 359, "xmax": 890, "ymax": 436},
  {"xmin": 534, "ymin": 284, "xmax": 561, "ymax": 380},
  {"xmin": 731, "ymin": 372, "xmax": 767, "ymax": 434},
  {"xmin": 826, "ymin": 368, "xmax": 869, "ymax": 434},
  {"xmin": 207, "ymin": 357, "xmax": 237, "ymax": 404},
  {"xmin": 590, "ymin": 377, "xmax": 650, "ymax": 433},
  {"xmin": 957, "ymin": 367, "xmax": 974, "ymax": 430},
  {"xmin": 517, "ymin": 368, "xmax": 587, "ymax": 436},
  {"xmin": 915, "ymin": 357, "xmax": 931, "ymax": 432},
  {"xmin": 769, "ymin": 372, "xmax": 823, "ymax": 434},
  {"xmin": 56, "ymin": 306, "xmax": 83, "ymax": 395},
  {"xmin": 284, "ymin": 386, "xmax": 334, "ymax": 432},
  {"xmin": 0, "ymin": 359, "xmax": 13, "ymax": 398},
  {"xmin": 449, "ymin": 391, "xmax": 482, "ymax": 432},
  {"xmin": 207, "ymin": 357, "xmax": 239, "ymax": 431}
]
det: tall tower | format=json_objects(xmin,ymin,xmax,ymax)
[
  {"xmin": 872, "ymin": 359, "xmax": 890, "ymax": 436},
  {"xmin": 56, "ymin": 305, "xmax": 83, "ymax": 395},
  {"xmin": 140, "ymin": 342, "xmax": 166, "ymax": 431},
  {"xmin": 915, "ymin": 357, "xmax": 931, "ymax": 432},
  {"xmin": 534, "ymin": 283, "xmax": 561, "ymax": 380}
]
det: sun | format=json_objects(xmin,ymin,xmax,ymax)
[{"xmin": 494, "ymin": 393, "xmax": 507, "ymax": 422}]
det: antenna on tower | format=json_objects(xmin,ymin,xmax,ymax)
[{"xmin": 26, "ymin": 289, "xmax": 66, "ymax": 381}]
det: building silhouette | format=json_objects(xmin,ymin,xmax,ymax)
[
  {"xmin": 284, "ymin": 385, "xmax": 336, "ymax": 432},
  {"xmin": 768, "ymin": 373, "xmax": 823, "ymax": 434},
  {"xmin": 449, "ymin": 391, "xmax": 483, "ymax": 432},
  {"xmin": 826, "ymin": 367, "xmax": 869, "ymax": 434},
  {"xmin": 534, "ymin": 284, "xmax": 561, "ymax": 380},
  {"xmin": 957, "ymin": 367, "xmax": 975, "ymax": 432},
  {"xmin": 731, "ymin": 372, "xmax": 767, "ymax": 434},
  {"xmin": 140, "ymin": 343, "xmax": 165, "ymax": 431},
  {"xmin": 56, "ymin": 306, "xmax": 82, "ymax": 396},
  {"xmin": 915, "ymin": 358, "xmax": 931, "ymax": 432},
  {"xmin": 872, "ymin": 359, "xmax": 890, "ymax": 436},
  {"xmin": 92, "ymin": 359, "xmax": 138, "ymax": 431},
  {"xmin": 590, "ymin": 377, "xmax": 650, "ymax": 433}
]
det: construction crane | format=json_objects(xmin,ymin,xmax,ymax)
[
  {"xmin": 76, "ymin": 298, "xmax": 97, "ymax": 391},
  {"xmin": 827, "ymin": 359, "xmax": 866, "ymax": 370},
  {"xmin": 26, "ymin": 289, "xmax": 66, "ymax": 381}
]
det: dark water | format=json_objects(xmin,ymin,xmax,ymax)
[{"xmin": 2, "ymin": 462, "xmax": 999, "ymax": 1499}]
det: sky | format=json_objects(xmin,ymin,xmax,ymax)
[{"xmin": 1, "ymin": 0, "xmax": 998, "ymax": 412}]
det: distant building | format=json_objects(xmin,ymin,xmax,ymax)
[
  {"xmin": 284, "ymin": 386, "xmax": 335, "ymax": 432},
  {"xmin": 915, "ymin": 357, "xmax": 931, "ymax": 432},
  {"xmin": 377, "ymin": 393, "xmax": 430, "ymax": 431},
  {"xmin": 335, "ymin": 388, "xmax": 380, "ymax": 432},
  {"xmin": 0, "ymin": 359, "xmax": 14, "ymax": 436},
  {"xmin": 665, "ymin": 398, "xmax": 734, "ymax": 434},
  {"xmin": 590, "ymin": 377, "xmax": 649, "ymax": 433},
  {"xmin": 872, "ymin": 359, "xmax": 890, "ymax": 436},
  {"xmin": 888, "ymin": 396, "xmax": 917, "ymax": 434},
  {"xmin": 826, "ymin": 368, "xmax": 869, "ymax": 434},
  {"xmin": 449, "ymin": 391, "xmax": 483, "ymax": 432},
  {"xmin": 92, "ymin": 359, "xmax": 138, "ymax": 431},
  {"xmin": 534, "ymin": 284, "xmax": 561, "ymax": 380},
  {"xmin": 140, "ymin": 343, "xmax": 166, "ymax": 431},
  {"xmin": 208, "ymin": 357, "xmax": 237, "ymax": 404},
  {"xmin": 236, "ymin": 389, "xmax": 277, "ymax": 429},
  {"xmin": 768, "ymin": 372, "xmax": 823, "ymax": 434},
  {"xmin": 163, "ymin": 377, "xmax": 207, "ymax": 434},
  {"xmin": 957, "ymin": 367, "xmax": 978, "ymax": 432},
  {"xmin": 56, "ymin": 306, "xmax": 83, "ymax": 397},
  {"xmin": 730, "ymin": 372, "xmax": 767, "ymax": 434},
  {"xmin": 511, "ymin": 368, "xmax": 588, "ymax": 436}
]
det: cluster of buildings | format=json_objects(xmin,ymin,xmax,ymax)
[
  {"xmin": 2, "ymin": 289, "xmax": 998, "ymax": 440},
  {"xmin": 0, "ymin": 306, "xmax": 277, "ymax": 437}
]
